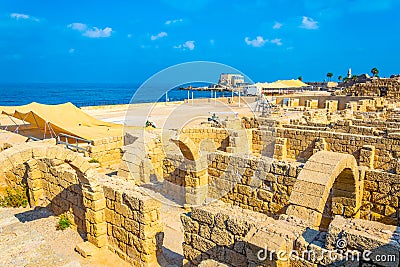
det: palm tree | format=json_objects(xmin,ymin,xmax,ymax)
[
  {"xmin": 371, "ymin": 67, "xmax": 379, "ymax": 77},
  {"xmin": 326, "ymin": 72, "xmax": 333, "ymax": 81},
  {"xmin": 352, "ymin": 74, "xmax": 358, "ymax": 83},
  {"xmin": 298, "ymin": 76, "xmax": 303, "ymax": 81},
  {"xmin": 338, "ymin": 75, "xmax": 343, "ymax": 82}
]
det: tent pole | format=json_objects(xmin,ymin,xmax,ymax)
[
  {"xmin": 15, "ymin": 113, "xmax": 26, "ymax": 134},
  {"xmin": 6, "ymin": 114, "xmax": 21, "ymax": 134},
  {"xmin": 44, "ymin": 122, "xmax": 47, "ymax": 139},
  {"xmin": 48, "ymin": 123, "xmax": 56, "ymax": 139},
  {"xmin": 31, "ymin": 112, "xmax": 40, "ymax": 130}
]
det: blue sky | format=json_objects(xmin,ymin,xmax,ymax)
[{"xmin": 0, "ymin": 0, "xmax": 399, "ymax": 83}]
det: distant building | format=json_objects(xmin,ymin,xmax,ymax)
[
  {"xmin": 219, "ymin": 74, "xmax": 244, "ymax": 89},
  {"xmin": 243, "ymin": 84, "xmax": 261, "ymax": 96},
  {"xmin": 348, "ymin": 68, "xmax": 352, "ymax": 78}
]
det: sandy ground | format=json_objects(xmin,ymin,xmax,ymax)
[
  {"xmin": 85, "ymin": 99, "xmax": 258, "ymax": 129},
  {"xmin": 84, "ymin": 97, "xmax": 302, "ymax": 129},
  {"xmin": 0, "ymin": 207, "xmax": 130, "ymax": 267}
]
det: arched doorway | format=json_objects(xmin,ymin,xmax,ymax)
[
  {"xmin": 286, "ymin": 151, "xmax": 361, "ymax": 230},
  {"xmin": 0, "ymin": 142, "xmax": 107, "ymax": 247}
]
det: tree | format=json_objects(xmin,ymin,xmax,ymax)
[
  {"xmin": 338, "ymin": 75, "xmax": 343, "ymax": 82},
  {"xmin": 298, "ymin": 76, "xmax": 303, "ymax": 81},
  {"xmin": 326, "ymin": 72, "xmax": 333, "ymax": 81},
  {"xmin": 352, "ymin": 74, "xmax": 358, "ymax": 82},
  {"xmin": 371, "ymin": 67, "xmax": 379, "ymax": 77}
]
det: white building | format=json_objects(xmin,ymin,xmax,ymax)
[{"xmin": 219, "ymin": 73, "xmax": 245, "ymax": 88}]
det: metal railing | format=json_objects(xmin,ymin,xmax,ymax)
[
  {"xmin": 56, "ymin": 133, "xmax": 92, "ymax": 153},
  {"xmin": 27, "ymin": 136, "xmax": 41, "ymax": 142}
]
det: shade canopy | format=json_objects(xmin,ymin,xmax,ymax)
[
  {"xmin": 0, "ymin": 102, "xmax": 123, "ymax": 140},
  {"xmin": 276, "ymin": 79, "xmax": 309, "ymax": 88},
  {"xmin": 254, "ymin": 79, "xmax": 309, "ymax": 89}
]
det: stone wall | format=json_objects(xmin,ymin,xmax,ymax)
[
  {"xmin": 33, "ymin": 159, "xmax": 88, "ymax": 236},
  {"xmin": 182, "ymin": 201, "xmax": 400, "ymax": 266},
  {"xmin": 180, "ymin": 127, "xmax": 230, "ymax": 152},
  {"xmin": 351, "ymin": 119, "xmax": 400, "ymax": 130},
  {"xmin": 162, "ymin": 154, "xmax": 208, "ymax": 205},
  {"xmin": 207, "ymin": 152, "xmax": 301, "ymax": 217},
  {"xmin": 361, "ymin": 170, "xmax": 400, "ymax": 225},
  {"xmin": 88, "ymin": 136, "xmax": 123, "ymax": 167},
  {"xmin": 101, "ymin": 176, "xmax": 163, "ymax": 266},
  {"xmin": 343, "ymin": 78, "xmax": 400, "ymax": 98},
  {"xmin": 181, "ymin": 201, "xmax": 273, "ymax": 267},
  {"xmin": 118, "ymin": 130, "xmax": 165, "ymax": 184},
  {"xmin": 250, "ymin": 129, "xmax": 276, "ymax": 157},
  {"xmin": 241, "ymin": 117, "xmax": 259, "ymax": 129},
  {"xmin": 273, "ymin": 95, "xmax": 373, "ymax": 110},
  {"xmin": 274, "ymin": 127, "xmax": 400, "ymax": 171}
]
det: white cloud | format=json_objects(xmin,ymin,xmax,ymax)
[
  {"xmin": 83, "ymin": 27, "xmax": 113, "ymax": 38},
  {"xmin": 10, "ymin": 13, "xmax": 39, "ymax": 21},
  {"xmin": 127, "ymin": 34, "xmax": 132, "ymax": 38},
  {"xmin": 244, "ymin": 36, "xmax": 268, "ymax": 47},
  {"xmin": 300, "ymin": 16, "xmax": 319, "ymax": 30},
  {"xmin": 245, "ymin": 36, "xmax": 283, "ymax": 47},
  {"xmin": 174, "ymin": 40, "xmax": 195, "ymax": 50},
  {"xmin": 151, "ymin": 31, "xmax": 168, "ymax": 40},
  {"xmin": 270, "ymin": 38, "xmax": 283, "ymax": 46},
  {"xmin": 273, "ymin": 22, "xmax": 283, "ymax": 29},
  {"xmin": 165, "ymin": 18, "xmax": 183, "ymax": 25},
  {"xmin": 68, "ymin": 22, "xmax": 113, "ymax": 38},
  {"xmin": 68, "ymin": 48, "xmax": 75, "ymax": 54},
  {"xmin": 183, "ymin": 40, "xmax": 195, "ymax": 50},
  {"xmin": 68, "ymin": 22, "xmax": 87, "ymax": 31}
]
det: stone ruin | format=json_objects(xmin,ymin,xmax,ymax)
[
  {"xmin": 1, "ymin": 95, "xmax": 400, "ymax": 266},
  {"xmin": 342, "ymin": 76, "xmax": 400, "ymax": 98}
]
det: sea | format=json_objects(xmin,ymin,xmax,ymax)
[{"xmin": 0, "ymin": 83, "xmax": 230, "ymax": 107}]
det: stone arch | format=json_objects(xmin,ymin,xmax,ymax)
[
  {"xmin": 0, "ymin": 142, "xmax": 107, "ymax": 248},
  {"xmin": 286, "ymin": 151, "xmax": 361, "ymax": 230},
  {"xmin": 170, "ymin": 134, "xmax": 199, "ymax": 161}
]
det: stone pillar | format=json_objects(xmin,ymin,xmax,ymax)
[
  {"xmin": 274, "ymin": 138, "xmax": 287, "ymax": 160},
  {"xmin": 162, "ymin": 155, "xmax": 209, "ymax": 206},
  {"xmin": 359, "ymin": 145, "xmax": 375, "ymax": 169},
  {"xmin": 83, "ymin": 189, "xmax": 108, "ymax": 248}
]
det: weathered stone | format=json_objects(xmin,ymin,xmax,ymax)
[{"xmin": 75, "ymin": 241, "xmax": 99, "ymax": 258}]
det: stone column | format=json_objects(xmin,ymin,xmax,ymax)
[
  {"xmin": 359, "ymin": 145, "xmax": 375, "ymax": 169},
  {"xmin": 274, "ymin": 138, "xmax": 287, "ymax": 160}
]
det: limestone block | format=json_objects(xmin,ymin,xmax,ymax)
[
  {"xmin": 75, "ymin": 241, "xmax": 100, "ymax": 258},
  {"xmin": 286, "ymin": 205, "xmax": 322, "ymax": 228},
  {"xmin": 210, "ymin": 226, "xmax": 234, "ymax": 246}
]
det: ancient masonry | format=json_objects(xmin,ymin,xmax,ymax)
[{"xmin": 1, "ymin": 95, "xmax": 400, "ymax": 266}]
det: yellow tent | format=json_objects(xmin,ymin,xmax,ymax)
[
  {"xmin": 255, "ymin": 80, "xmax": 308, "ymax": 89},
  {"xmin": 276, "ymin": 79, "xmax": 309, "ymax": 88},
  {"xmin": 0, "ymin": 102, "xmax": 122, "ymax": 141}
]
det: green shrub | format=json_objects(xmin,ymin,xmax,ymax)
[
  {"xmin": 57, "ymin": 214, "xmax": 72, "ymax": 231},
  {"xmin": 0, "ymin": 187, "xmax": 28, "ymax": 208},
  {"xmin": 88, "ymin": 158, "xmax": 99, "ymax": 163}
]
